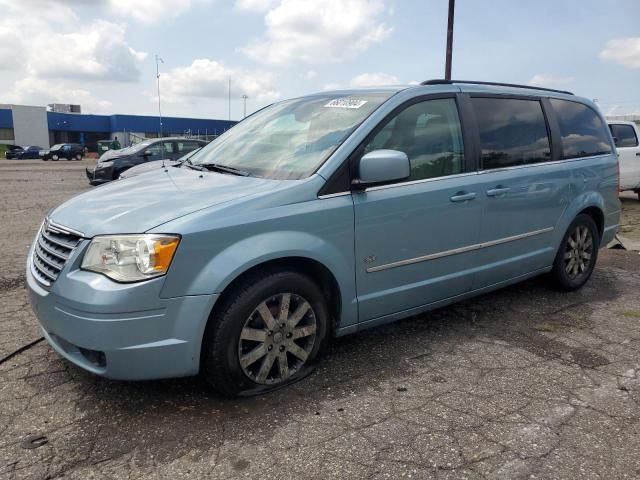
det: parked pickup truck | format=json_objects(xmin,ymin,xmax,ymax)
[{"xmin": 609, "ymin": 121, "xmax": 640, "ymax": 198}]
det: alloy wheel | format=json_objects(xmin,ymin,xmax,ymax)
[
  {"xmin": 238, "ymin": 293, "xmax": 317, "ymax": 385},
  {"xmin": 564, "ymin": 225, "xmax": 593, "ymax": 279}
]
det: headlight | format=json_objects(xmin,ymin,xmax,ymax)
[
  {"xmin": 97, "ymin": 161, "xmax": 113, "ymax": 168},
  {"xmin": 81, "ymin": 234, "xmax": 180, "ymax": 282}
]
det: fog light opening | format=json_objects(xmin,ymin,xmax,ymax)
[{"xmin": 78, "ymin": 347, "xmax": 106, "ymax": 368}]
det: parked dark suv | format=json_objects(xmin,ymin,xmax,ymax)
[
  {"xmin": 40, "ymin": 143, "xmax": 84, "ymax": 161},
  {"xmin": 86, "ymin": 137, "xmax": 207, "ymax": 185}
]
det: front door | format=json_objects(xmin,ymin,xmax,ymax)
[{"xmin": 353, "ymin": 97, "xmax": 483, "ymax": 322}]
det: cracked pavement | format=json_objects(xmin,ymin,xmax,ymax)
[{"xmin": 2, "ymin": 160, "xmax": 640, "ymax": 479}]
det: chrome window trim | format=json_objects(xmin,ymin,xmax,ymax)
[
  {"xmin": 364, "ymin": 171, "xmax": 479, "ymax": 193},
  {"xmin": 318, "ymin": 191, "xmax": 352, "ymax": 199},
  {"xmin": 366, "ymin": 227, "xmax": 554, "ymax": 273},
  {"xmin": 361, "ymin": 153, "xmax": 613, "ymax": 193},
  {"xmin": 476, "ymin": 153, "xmax": 612, "ymax": 175}
]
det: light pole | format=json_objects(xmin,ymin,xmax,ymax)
[
  {"xmin": 155, "ymin": 54, "xmax": 164, "ymax": 137},
  {"xmin": 445, "ymin": 0, "xmax": 455, "ymax": 80},
  {"xmin": 241, "ymin": 94, "xmax": 248, "ymax": 118}
]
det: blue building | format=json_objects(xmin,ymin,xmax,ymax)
[{"xmin": 0, "ymin": 104, "xmax": 236, "ymax": 151}]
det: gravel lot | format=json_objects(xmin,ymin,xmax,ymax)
[{"xmin": 2, "ymin": 159, "xmax": 640, "ymax": 479}]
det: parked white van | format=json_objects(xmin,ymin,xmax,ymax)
[{"xmin": 609, "ymin": 121, "xmax": 640, "ymax": 198}]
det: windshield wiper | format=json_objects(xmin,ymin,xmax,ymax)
[
  {"xmin": 199, "ymin": 163, "xmax": 252, "ymax": 177},
  {"xmin": 183, "ymin": 158, "xmax": 205, "ymax": 171}
]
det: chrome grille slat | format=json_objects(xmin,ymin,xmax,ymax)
[
  {"xmin": 37, "ymin": 235, "xmax": 69, "ymax": 260},
  {"xmin": 35, "ymin": 245, "xmax": 65, "ymax": 270},
  {"xmin": 33, "ymin": 256, "xmax": 58, "ymax": 281},
  {"xmin": 40, "ymin": 229, "xmax": 80, "ymax": 250},
  {"xmin": 32, "ymin": 219, "xmax": 82, "ymax": 286}
]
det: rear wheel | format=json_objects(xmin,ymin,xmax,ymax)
[
  {"xmin": 201, "ymin": 269, "xmax": 329, "ymax": 397},
  {"xmin": 75, "ymin": 153, "xmax": 82, "ymax": 161},
  {"xmin": 550, "ymin": 214, "xmax": 599, "ymax": 290}
]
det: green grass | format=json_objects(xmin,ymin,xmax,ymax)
[{"xmin": 0, "ymin": 144, "xmax": 8, "ymax": 158}]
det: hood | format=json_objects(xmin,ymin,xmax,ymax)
[
  {"xmin": 49, "ymin": 167, "xmax": 287, "ymax": 237},
  {"xmin": 98, "ymin": 149, "xmax": 125, "ymax": 162},
  {"xmin": 119, "ymin": 160, "xmax": 180, "ymax": 179}
]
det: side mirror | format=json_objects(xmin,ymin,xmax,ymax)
[
  {"xmin": 352, "ymin": 149, "xmax": 410, "ymax": 190},
  {"xmin": 141, "ymin": 150, "xmax": 152, "ymax": 157}
]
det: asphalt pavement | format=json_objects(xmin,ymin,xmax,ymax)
[{"xmin": 1, "ymin": 159, "xmax": 640, "ymax": 479}]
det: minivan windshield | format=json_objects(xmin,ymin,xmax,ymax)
[{"xmin": 191, "ymin": 92, "xmax": 394, "ymax": 180}]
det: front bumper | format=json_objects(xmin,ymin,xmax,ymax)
[
  {"xmin": 26, "ymin": 241, "xmax": 218, "ymax": 380},
  {"xmin": 86, "ymin": 165, "xmax": 114, "ymax": 185}
]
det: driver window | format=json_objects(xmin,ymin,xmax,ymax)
[{"xmin": 363, "ymin": 98, "xmax": 465, "ymax": 181}]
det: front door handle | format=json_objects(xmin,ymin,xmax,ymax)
[
  {"xmin": 450, "ymin": 191, "xmax": 477, "ymax": 202},
  {"xmin": 486, "ymin": 187, "xmax": 511, "ymax": 197}
]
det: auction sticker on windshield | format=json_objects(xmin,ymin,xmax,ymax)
[{"xmin": 324, "ymin": 98, "xmax": 368, "ymax": 109}]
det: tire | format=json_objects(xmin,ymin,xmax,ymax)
[
  {"xmin": 201, "ymin": 269, "xmax": 329, "ymax": 397},
  {"xmin": 75, "ymin": 153, "xmax": 82, "ymax": 161},
  {"xmin": 52, "ymin": 155, "xmax": 59, "ymax": 161},
  {"xmin": 550, "ymin": 214, "xmax": 600, "ymax": 291}
]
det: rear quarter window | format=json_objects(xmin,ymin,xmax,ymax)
[{"xmin": 550, "ymin": 99, "xmax": 612, "ymax": 159}]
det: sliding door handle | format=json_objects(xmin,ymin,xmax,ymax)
[
  {"xmin": 450, "ymin": 192, "xmax": 477, "ymax": 202},
  {"xmin": 486, "ymin": 187, "xmax": 511, "ymax": 197}
]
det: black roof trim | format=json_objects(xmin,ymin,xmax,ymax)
[{"xmin": 420, "ymin": 79, "xmax": 574, "ymax": 96}]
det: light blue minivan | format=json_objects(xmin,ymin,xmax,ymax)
[{"xmin": 27, "ymin": 80, "xmax": 620, "ymax": 396}]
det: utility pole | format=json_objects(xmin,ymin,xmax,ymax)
[
  {"xmin": 445, "ymin": 0, "xmax": 455, "ymax": 80},
  {"xmin": 228, "ymin": 78, "xmax": 231, "ymax": 121},
  {"xmin": 155, "ymin": 54, "xmax": 164, "ymax": 137},
  {"xmin": 241, "ymin": 94, "xmax": 248, "ymax": 118}
]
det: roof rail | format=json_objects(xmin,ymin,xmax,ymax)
[{"xmin": 420, "ymin": 79, "xmax": 574, "ymax": 96}]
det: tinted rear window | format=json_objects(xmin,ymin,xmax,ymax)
[
  {"xmin": 472, "ymin": 97, "xmax": 551, "ymax": 169},
  {"xmin": 550, "ymin": 99, "xmax": 612, "ymax": 159},
  {"xmin": 609, "ymin": 123, "xmax": 639, "ymax": 148}
]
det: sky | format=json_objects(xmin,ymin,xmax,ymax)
[{"xmin": 0, "ymin": 0, "xmax": 638, "ymax": 120}]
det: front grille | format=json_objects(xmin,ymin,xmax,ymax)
[{"xmin": 32, "ymin": 219, "xmax": 82, "ymax": 286}]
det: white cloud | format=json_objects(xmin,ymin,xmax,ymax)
[
  {"xmin": 6, "ymin": 78, "xmax": 113, "ymax": 113},
  {"xmin": 242, "ymin": 0, "xmax": 393, "ymax": 65},
  {"xmin": 0, "ymin": 0, "xmax": 146, "ymax": 112},
  {"xmin": 0, "ymin": 2, "xmax": 145, "ymax": 82},
  {"xmin": 350, "ymin": 72, "xmax": 399, "ymax": 87},
  {"xmin": 108, "ymin": 0, "xmax": 213, "ymax": 23},
  {"xmin": 236, "ymin": 0, "xmax": 277, "ymax": 12},
  {"xmin": 27, "ymin": 21, "xmax": 146, "ymax": 82},
  {"xmin": 528, "ymin": 74, "xmax": 574, "ymax": 88},
  {"xmin": 600, "ymin": 37, "xmax": 640, "ymax": 69},
  {"xmin": 303, "ymin": 70, "xmax": 317, "ymax": 79},
  {"xmin": 159, "ymin": 59, "xmax": 280, "ymax": 104}
]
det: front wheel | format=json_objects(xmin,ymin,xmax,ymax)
[
  {"xmin": 201, "ymin": 269, "xmax": 329, "ymax": 397},
  {"xmin": 550, "ymin": 214, "xmax": 600, "ymax": 291}
]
